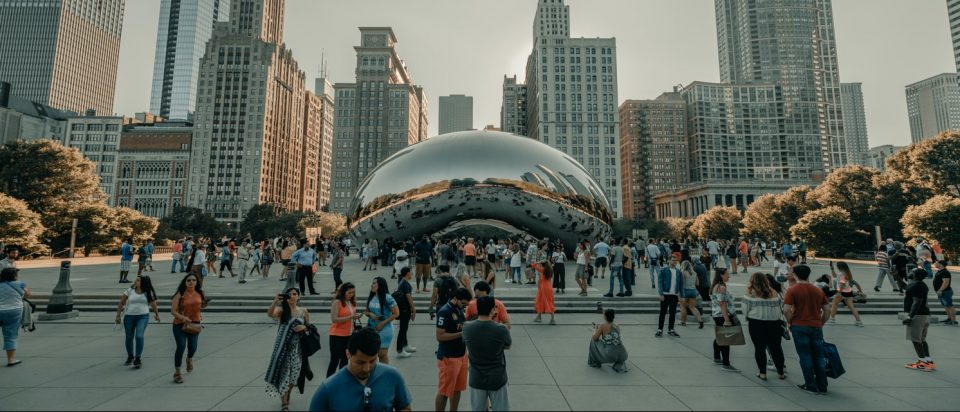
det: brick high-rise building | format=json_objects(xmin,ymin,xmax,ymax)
[
  {"xmin": 500, "ymin": 75, "xmax": 527, "ymax": 135},
  {"xmin": 187, "ymin": 0, "xmax": 309, "ymax": 224},
  {"xmin": 0, "ymin": 0, "xmax": 124, "ymax": 115},
  {"xmin": 329, "ymin": 27, "xmax": 429, "ymax": 214},
  {"xmin": 619, "ymin": 92, "xmax": 688, "ymax": 223}
]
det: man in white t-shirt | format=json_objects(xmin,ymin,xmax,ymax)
[{"xmin": 706, "ymin": 239, "xmax": 720, "ymax": 268}]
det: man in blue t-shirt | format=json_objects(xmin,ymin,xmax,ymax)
[
  {"xmin": 119, "ymin": 238, "xmax": 134, "ymax": 283},
  {"xmin": 310, "ymin": 328, "xmax": 412, "ymax": 411}
]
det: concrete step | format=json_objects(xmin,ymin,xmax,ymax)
[{"xmin": 27, "ymin": 294, "xmax": 948, "ymax": 315}]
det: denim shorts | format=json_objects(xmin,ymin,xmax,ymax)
[{"xmin": 939, "ymin": 289, "xmax": 954, "ymax": 308}]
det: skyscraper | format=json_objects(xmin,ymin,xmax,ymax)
[
  {"xmin": 187, "ymin": 0, "xmax": 310, "ymax": 223},
  {"xmin": 329, "ymin": 27, "xmax": 428, "ymax": 214},
  {"xmin": 716, "ymin": 0, "xmax": 846, "ymax": 171},
  {"xmin": 948, "ymin": 0, "xmax": 960, "ymax": 72},
  {"xmin": 905, "ymin": 73, "xmax": 960, "ymax": 143},
  {"xmin": 438, "ymin": 94, "xmax": 473, "ymax": 134},
  {"xmin": 500, "ymin": 75, "xmax": 527, "ymax": 135},
  {"xmin": 619, "ymin": 92, "xmax": 688, "ymax": 223},
  {"xmin": 315, "ymin": 77, "xmax": 335, "ymax": 211},
  {"xmin": 0, "ymin": 0, "xmax": 124, "ymax": 115},
  {"xmin": 520, "ymin": 0, "xmax": 621, "ymax": 216},
  {"xmin": 149, "ymin": 0, "xmax": 230, "ymax": 121},
  {"xmin": 840, "ymin": 83, "xmax": 869, "ymax": 166}
]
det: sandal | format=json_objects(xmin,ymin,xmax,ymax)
[
  {"xmin": 757, "ymin": 373, "xmax": 767, "ymax": 381},
  {"xmin": 778, "ymin": 374, "xmax": 787, "ymax": 380},
  {"xmin": 186, "ymin": 358, "xmax": 193, "ymax": 372},
  {"xmin": 174, "ymin": 372, "xmax": 183, "ymax": 384}
]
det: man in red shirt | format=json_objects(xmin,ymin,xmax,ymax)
[
  {"xmin": 464, "ymin": 281, "xmax": 511, "ymax": 329},
  {"xmin": 784, "ymin": 264, "xmax": 831, "ymax": 395}
]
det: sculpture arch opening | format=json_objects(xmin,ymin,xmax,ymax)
[{"xmin": 347, "ymin": 131, "xmax": 613, "ymax": 250}]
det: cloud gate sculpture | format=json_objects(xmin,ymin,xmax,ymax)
[{"xmin": 347, "ymin": 130, "xmax": 613, "ymax": 250}]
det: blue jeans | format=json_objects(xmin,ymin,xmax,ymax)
[
  {"xmin": 512, "ymin": 266, "xmax": 522, "ymax": 283},
  {"xmin": 607, "ymin": 266, "xmax": 624, "ymax": 294},
  {"xmin": 648, "ymin": 264, "xmax": 660, "ymax": 288},
  {"xmin": 171, "ymin": 257, "xmax": 184, "ymax": 272},
  {"xmin": 0, "ymin": 309, "xmax": 22, "ymax": 351},
  {"xmin": 791, "ymin": 326, "xmax": 828, "ymax": 392},
  {"xmin": 123, "ymin": 314, "xmax": 149, "ymax": 358},
  {"xmin": 172, "ymin": 323, "xmax": 199, "ymax": 368},
  {"xmin": 710, "ymin": 254, "xmax": 718, "ymax": 268}
]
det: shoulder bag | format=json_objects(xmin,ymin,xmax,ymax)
[{"xmin": 178, "ymin": 293, "xmax": 202, "ymax": 335}]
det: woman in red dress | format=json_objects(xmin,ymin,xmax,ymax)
[{"xmin": 533, "ymin": 260, "xmax": 556, "ymax": 325}]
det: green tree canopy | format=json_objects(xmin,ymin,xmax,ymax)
[
  {"xmin": 662, "ymin": 217, "xmax": 693, "ymax": 240},
  {"xmin": 741, "ymin": 194, "xmax": 783, "ymax": 240},
  {"xmin": 111, "ymin": 207, "xmax": 159, "ymax": 244},
  {"xmin": 299, "ymin": 211, "xmax": 348, "ymax": 238},
  {"xmin": 810, "ymin": 165, "xmax": 881, "ymax": 231},
  {"xmin": 690, "ymin": 206, "xmax": 742, "ymax": 240},
  {"xmin": 0, "ymin": 193, "xmax": 47, "ymax": 254},
  {"xmin": 901, "ymin": 195, "xmax": 960, "ymax": 258},
  {"xmin": 886, "ymin": 131, "xmax": 960, "ymax": 196},
  {"xmin": 156, "ymin": 206, "xmax": 227, "ymax": 241},
  {"xmin": 790, "ymin": 206, "xmax": 857, "ymax": 258},
  {"xmin": 0, "ymin": 140, "xmax": 108, "ymax": 247}
]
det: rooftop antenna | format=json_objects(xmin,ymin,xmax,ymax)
[{"xmin": 320, "ymin": 49, "xmax": 328, "ymax": 79}]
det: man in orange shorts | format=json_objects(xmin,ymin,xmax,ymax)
[{"xmin": 435, "ymin": 287, "xmax": 472, "ymax": 411}]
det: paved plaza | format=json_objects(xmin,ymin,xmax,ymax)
[{"xmin": 1, "ymin": 256, "xmax": 959, "ymax": 410}]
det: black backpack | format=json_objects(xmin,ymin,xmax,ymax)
[
  {"xmin": 436, "ymin": 275, "xmax": 457, "ymax": 306},
  {"xmin": 392, "ymin": 290, "xmax": 409, "ymax": 313}
]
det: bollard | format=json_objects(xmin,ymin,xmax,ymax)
[
  {"xmin": 39, "ymin": 261, "xmax": 80, "ymax": 320},
  {"xmin": 283, "ymin": 262, "xmax": 298, "ymax": 292}
]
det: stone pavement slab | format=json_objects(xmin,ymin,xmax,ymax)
[{"xmin": 2, "ymin": 315, "xmax": 959, "ymax": 411}]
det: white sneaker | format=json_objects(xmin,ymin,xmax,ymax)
[
  {"xmin": 403, "ymin": 346, "xmax": 417, "ymax": 353},
  {"xmin": 398, "ymin": 351, "xmax": 413, "ymax": 358}
]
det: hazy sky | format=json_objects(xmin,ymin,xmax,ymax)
[{"xmin": 114, "ymin": 0, "xmax": 956, "ymax": 148}]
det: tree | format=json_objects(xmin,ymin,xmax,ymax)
[
  {"xmin": 901, "ymin": 195, "xmax": 960, "ymax": 259},
  {"xmin": 690, "ymin": 206, "xmax": 742, "ymax": 240},
  {"xmin": 886, "ymin": 131, "xmax": 960, "ymax": 196},
  {"xmin": 111, "ymin": 207, "xmax": 159, "ymax": 244},
  {"xmin": 0, "ymin": 140, "xmax": 108, "ymax": 248},
  {"xmin": 643, "ymin": 219, "xmax": 670, "ymax": 240},
  {"xmin": 662, "ymin": 217, "xmax": 693, "ymax": 240},
  {"xmin": 790, "ymin": 206, "xmax": 856, "ymax": 258},
  {"xmin": 0, "ymin": 194, "xmax": 47, "ymax": 254},
  {"xmin": 610, "ymin": 218, "xmax": 635, "ymax": 239},
  {"xmin": 871, "ymin": 173, "xmax": 934, "ymax": 239},
  {"xmin": 741, "ymin": 194, "xmax": 783, "ymax": 240},
  {"xmin": 72, "ymin": 202, "xmax": 115, "ymax": 256},
  {"xmin": 156, "ymin": 206, "xmax": 227, "ymax": 241},
  {"xmin": 810, "ymin": 165, "xmax": 881, "ymax": 231},
  {"xmin": 778, "ymin": 186, "xmax": 818, "ymax": 224},
  {"xmin": 299, "ymin": 211, "xmax": 348, "ymax": 238}
]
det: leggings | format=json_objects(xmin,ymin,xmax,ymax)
[
  {"xmin": 747, "ymin": 318, "xmax": 785, "ymax": 375},
  {"xmin": 327, "ymin": 335, "xmax": 350, "ymax": 377},
  {"xmin": 172, "ymin": 323, "xmax": 199, "ymax": 368},
  {"xmin": 123, "ymin": 314, "xmax": 149, "ymax": 358},
  {"xmin": 713, "ymin": 317, "xmax": 731, "ymax": 366}
]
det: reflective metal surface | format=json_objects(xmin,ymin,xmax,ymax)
[{"xmin": 348, "ymin": 130, "xmax": 613, "ymax": 249}]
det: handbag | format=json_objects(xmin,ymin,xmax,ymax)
[
  {"xmin": 714, "ymin": 316, "xmax": 746, "ymax": 346},
  {"xmin": 300, "ymin": 323, "xmax": 322, "ymax": 357},
  {"xmin": 777, "ymin": 294, "xmax": 791, "ymax": 341},
  {"xmin": 178, "ymin": 294, "xmax": 202, "ymax": 335}
]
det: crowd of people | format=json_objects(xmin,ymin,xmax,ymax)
[{"xmin": 0, "ymin": 231, "xmax": 955, "ymax": 411}]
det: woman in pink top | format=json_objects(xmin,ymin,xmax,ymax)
[{"xmin": 828, "ymin": 262, "xmax": 864, "ymax": 326}]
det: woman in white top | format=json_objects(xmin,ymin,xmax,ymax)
[
  {"xmin": 509, "ymin": 244, "xmax": 523, "ymax": 284},
  {"xmin": 575, "ymin": 241, "xmax": 590, "ymax": 296},
  {"xmin": 552, "ymin": 243, "xmax": 567, "ymax": 294},
  {"xmin": 742, "ymin": 272, "xmax": 786, "ymax": 380},
  {"xmin": 189, "ymin": 246, "xmax": 206, "ymax": 279},
  {"xmin": 114, "ymin": 275, "xmax": 160, "ymax": 368}
]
